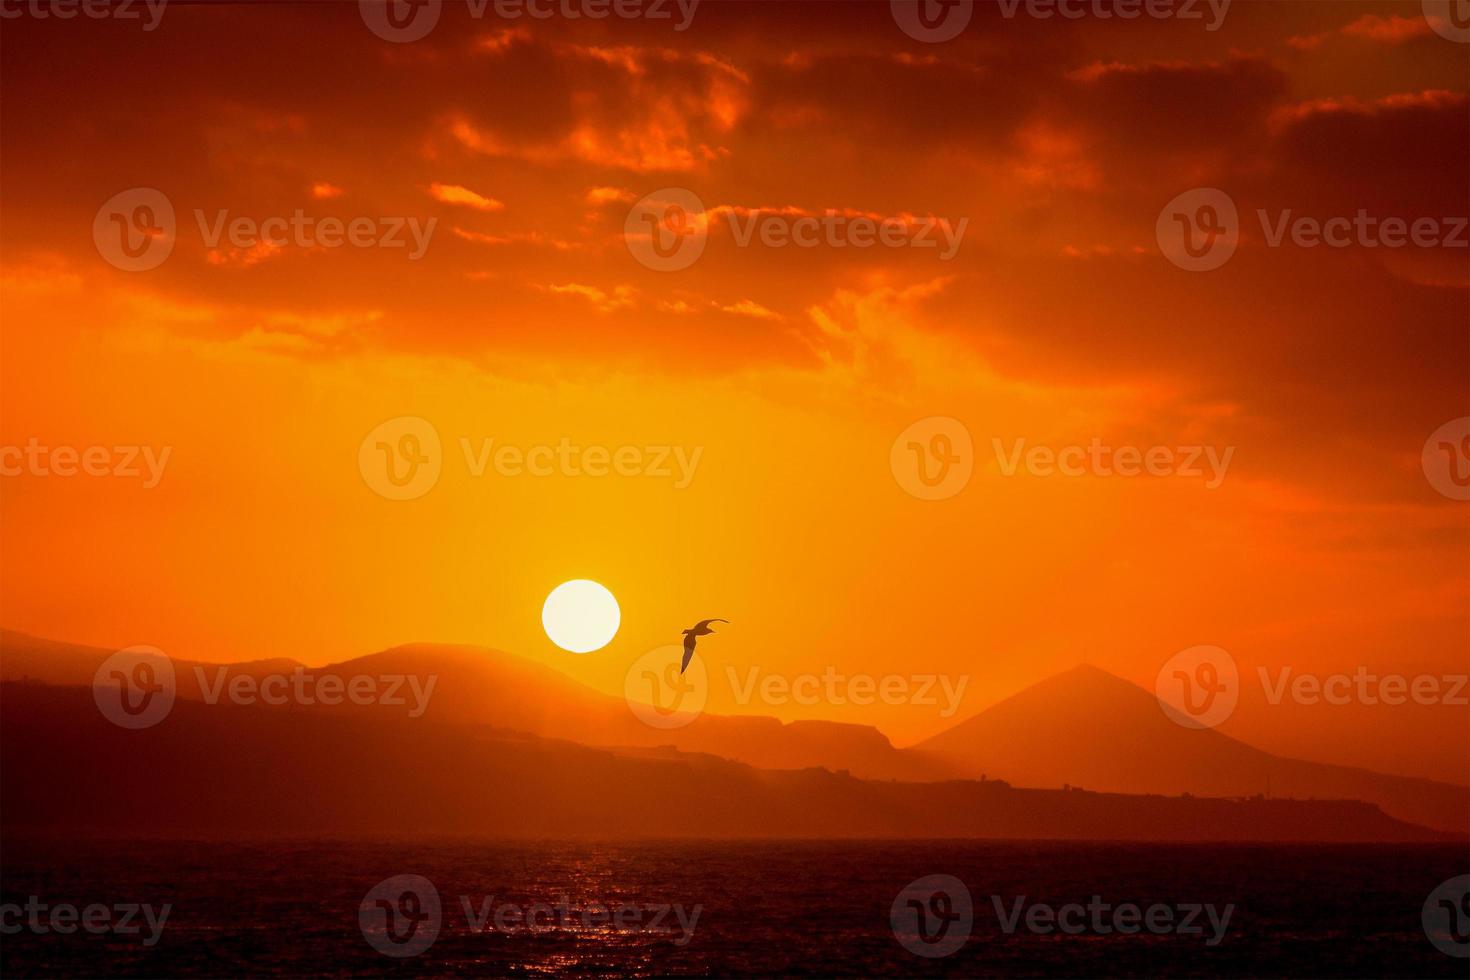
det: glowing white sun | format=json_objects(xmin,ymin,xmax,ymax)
[{"xmin": 542, "ymin": 579, "xmax": 620, "ymax": 654}]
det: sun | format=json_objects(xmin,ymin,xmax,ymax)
[{"xmin": 542, "ymin": 579, "xmax": 621, "ymax": 654}]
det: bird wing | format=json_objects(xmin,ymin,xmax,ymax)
[
  {"xmin": 680, "ymin": 633, "xmax": 696, "ymax": 673},
  {"xmin": 694, "ymin": 618, "xmax": 730, "ymax": 630}
]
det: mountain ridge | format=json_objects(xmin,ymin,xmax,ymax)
[
  {"xmin": 916, "ymin": 659, "xmax": 1469, "ymax": 833},
  {"xmin": 4, "ymin": 629, "xmax": 1464, "ymax": 832},
  {"xmin": 2, "ymin": 682, "xmax": 1454, "ymax": 843}
]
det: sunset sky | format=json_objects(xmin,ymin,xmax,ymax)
[{"xmin": 1, "ymin": 1, "xmax": 1466, "ymax": 782}]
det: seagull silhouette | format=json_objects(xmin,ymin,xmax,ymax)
[{"xmin": 680, "ymin": 618, "xmax": 728, "ymax": 673}]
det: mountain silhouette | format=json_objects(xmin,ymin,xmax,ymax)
[
  {"xmin": 0, "ymin": 631, "xmax": 949, "ymax": 781},
  {"xmin": 1, "ymin": 682, "xmax": 1452, "ymax": 842},
  {"xmin": 917, "ymin": 664, "xmax": 1468, "ymax": 834},
  {"xmin": 5, "ymin": 631, "xmax": 1463, "ymax": 834},
  {"xmin": 0, "ymin": 629, "xmax": 303, "ymax": 689}
]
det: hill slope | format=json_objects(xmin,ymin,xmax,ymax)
[
  {"xmin": 0, "ymin": 631, "xmax": 950, "ymax": 781},
  {"xmin": 8, "ymin": 631, "xmax": 1462, "ymax": 832},
  {"xmin": 1, "ymin": 683, "xmax": 1448, "ymax": 842},
  {"xmin": 918, "ymin": 664, "xmax": 1468, "ymax": 834}
]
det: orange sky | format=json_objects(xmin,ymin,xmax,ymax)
[{"xmin": 1, "ymin": 1, "xmax": 1466, "ymax": 782}]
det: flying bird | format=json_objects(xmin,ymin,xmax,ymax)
[{"xmin": 680, "ymin": 618, "xmax": 728, "ymax": 673}]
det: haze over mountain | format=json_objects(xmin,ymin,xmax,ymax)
[
  {"xmin": 918, "ymin": 664, "xmax": 1468, "ymax": 834},
  {"xmin": 1, "ymin": 682, "xmax": 1450, "ymax": 843},
  {"xmin": 0, "ymin": 630, "xmax": 946, "ymax": 780},
  {"xmin": 3, "ymin": 630, "xmax": 1463, "ymax": 834},
  {"xmin": 1, "ymin": 630, "xmax": 303, "ymax": 687}
]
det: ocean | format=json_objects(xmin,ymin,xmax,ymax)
[{"xmin": 2, "ymin": 838, "xmax": 1465, "ymax": 977}]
